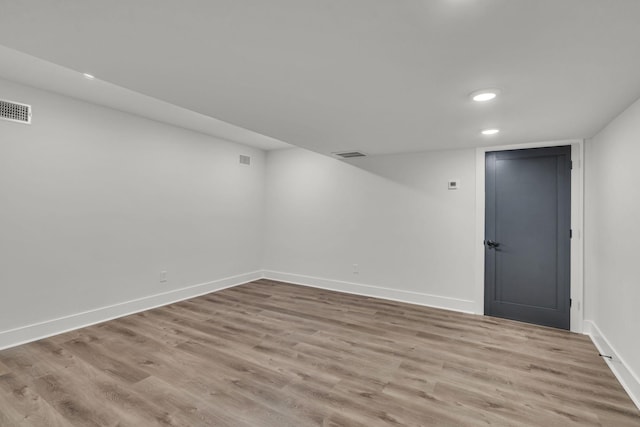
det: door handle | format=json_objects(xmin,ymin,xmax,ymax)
[{"xmin": 486, "ymin": 240, "xmax": 500, "ymax": 249}]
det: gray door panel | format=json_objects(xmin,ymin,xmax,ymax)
[{"xmin": 485, "ymin": 146, "xmax": 571, "ymax": 330}]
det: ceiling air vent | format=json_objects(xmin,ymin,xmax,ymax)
[
  {"xmin": 0, "ymin": 99, "xmax": 32, "ymax": 124},
  {"xmin": 333, "ymin": 151, "xmax": 367, "ymax": 159}
]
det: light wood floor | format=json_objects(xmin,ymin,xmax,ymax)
[{"xmin": 0, "ymin": 280, "xmax": 638, "ymax": 426}]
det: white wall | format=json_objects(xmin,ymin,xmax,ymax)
[
  {"xmin": 263, "ymin": 147, "xmax": 477, "ymax": 312},
  {"xmin": 0, "ymin": 78, "xmax": 265, "ymax": 344},
  {"xmin": 585, "ymin": 96, "xmax": 640, "ymax": 401}
]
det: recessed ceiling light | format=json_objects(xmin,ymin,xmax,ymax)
[
  {"xmin": 481, "ymin": 129, "xmax": 500, "ymax": 135},
  {"xmin": 471, "ymin": 89, "xmax": 499, "ymax": 102},
  {"xmin": 83, "ymin": 73, "xmax": 95, "ymax": 80}
]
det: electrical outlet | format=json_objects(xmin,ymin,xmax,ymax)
[
  {"xmin": 353, "ymin": 264, "xmax": 359, "ymax": 274},
  {"xmin": 160, "ymin": 271, "xmax": 168, "ymax": 283}
]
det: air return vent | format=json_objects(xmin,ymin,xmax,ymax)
[
  {"xmin": 333, "ymin": 151, "xmax": 367, "ymax": 159},
  {"xmin": 0, "ymin": 99, "xmax": 32, "ymax": 124},
  {"xmin": 239, "ymin": 155, "xmax": 251, "ymax": 165}
]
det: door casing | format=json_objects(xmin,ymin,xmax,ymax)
[{"xmin": 474, "ymin": 139, "xmax": 584, "ymax": 333}]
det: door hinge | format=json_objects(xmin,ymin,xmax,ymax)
[
  {"xmin": 570, "ymin": 161, "xmax": 573, "ymax": 170},
  {"xmin": 570, "ymin": 229, "xmax": 573, "ymax": 239},
  {"xmin": 570, "ymin": 298, "xmax": 572, "ymax": 308}
]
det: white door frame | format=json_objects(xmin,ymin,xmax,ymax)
[{"xmin": 474, "ymin": 139, "xmax": 585, "ymax": 333}]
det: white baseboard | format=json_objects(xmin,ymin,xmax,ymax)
[
  {"xmin": 262, "ymin": 270, "xmax": 476, "ymax": 314},
  {"xmin": 0, "ymin": 270, "xmax": 262, "ymax": 351},
  {"xmin": 584, "ymin": 320, "xmax": 640, "ymax": 410}
]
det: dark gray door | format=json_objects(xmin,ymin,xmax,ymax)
[{"xmin": 485, "ymin": 146, "xmax": 571, "ymax": 330}]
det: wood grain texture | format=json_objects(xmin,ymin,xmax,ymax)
[{"xmin": 0, "ymin": 279, "xmax": 638, "ymax": 426}]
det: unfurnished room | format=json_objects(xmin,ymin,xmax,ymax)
[{"xmin": 0, "ymin": 1, "xmax": 639, "ymax": 426}]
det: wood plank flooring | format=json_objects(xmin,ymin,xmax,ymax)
[{"xmin": 0, "ymin": 279, "xmax": 638, "ymax": 426}]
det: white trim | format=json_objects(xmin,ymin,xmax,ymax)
[
  {"xmin": 0, "ymin": 270, "xmax": 262, "ymax": 351},
  {"xmin": 584, "ymin": 320, "xmax": 640, "ymax": 410},
  {"xmin": 570, "ymin": 142, "xmax": 585, "ymax": 332},
  {"xmin": 474, "ymin": 139, "xmax": 585, "ymax": 333},
  {"xmin": 262, "ymin": 270, "xmax": 476, "ymax": 314}
]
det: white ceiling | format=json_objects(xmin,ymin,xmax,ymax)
[
  {"xmin": 1, "ymin": 1, "xmax": 640, "ymax": 155},
  {"xmin": 0, "ymin": 46, "xmax": 290, "ymax": 151}
]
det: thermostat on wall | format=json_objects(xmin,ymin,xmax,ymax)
[{"xmin": 448, "ymin": 180, "xmax": 460, "ymax": 190}]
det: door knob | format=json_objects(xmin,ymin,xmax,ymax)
[{"xmin": 486, "ymin": 240, "xmax": 500, "ymax": 248}]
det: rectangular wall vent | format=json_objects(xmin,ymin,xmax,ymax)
[
  {"xmin": 239, "ymin": 155, "xmax": 251, "ymax": 165},
  {"xmin": 333, "ymin": 151, "xmax": 367, "ymax": 159},
  {"xmin": 0, "ymin": 99, "xmax": 32, "ymax": 124}
]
